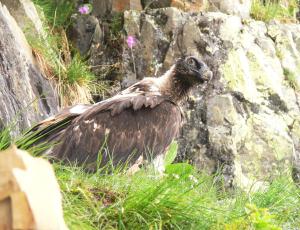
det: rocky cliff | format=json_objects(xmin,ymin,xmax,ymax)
[
  {"xmin": 0, "ymin": 3, "xmax": 58, "ymax": 136},
  {"xmin": 121, "ymin": 8, "xmax": 300, "ymax": 189}
]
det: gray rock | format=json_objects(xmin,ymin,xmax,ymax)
[
  {"xmin": 208, "ymin": 0, "xmax": 251, "ymax": 19},
  {"xmin": 0, "ymin": 3, "xmax": 58, "ymax": 136},
  {"xmin": 141, "ymin": 0, "xmax": 171, "ymax": 9},
  {"xmin": 1, "ymin": 0, "xmax": 45, "ymax": 36},
  {"xmin": 92, "ymin": 0, "xmax": 112, "ymax": 18},
  {"xmin": 68, "ymin": 15, "xmax": 103, "ymax": 56}
]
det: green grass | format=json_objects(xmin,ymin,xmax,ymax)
[
  {"xmin": 32, "ymin": 0, "xmax": 76, "ymax": 29},
  {"xmin": 55, "ymin": 163, "xmax": 300, "ymax": 229},
  {"xmin": 251, "ymin": 0, "xmax": 298, "ymax": 22},
  {"xmin": 0, "ymin": 125, "xmax": 11, "ymax": 150},
  {"xmin": 27, "ymin": 29, "xmax": 104, "ymax": 106}
]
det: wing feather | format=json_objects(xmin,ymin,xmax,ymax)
[
  {"xmin": 51, "ymin": 99, "xmax": 182, "ymax": 171},
  {"xmin": 25, "ymin": 104, "xmax": 91, "ymax": 146}
]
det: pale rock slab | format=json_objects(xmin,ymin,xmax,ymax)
[
  {"xmin": 0, "ymin": 147, "xmax": 67, "ymax": 230},
  {"xmin": 208, "ymin": 0, "xmax": 251, "ymax": 19},
  {"xmin": 0, "ymin": 3, "xmax": 58, "ymax": 135}
]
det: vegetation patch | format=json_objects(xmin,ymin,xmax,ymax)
[
  {"xmin": 1, "ymin": 120, "xmax": 300, "ymax": 230},
  {"xmin": 283, "ymin": 68, "xmax": 299, "ymax": 90},
  {"xmin": 251, "ymin": 0, "xmax": 298, "ymax": 22},
  {"xmin": 32, "ymin": 0, "xmax": 76, "ymax": 28},
  {"xmin": 26, "ymin": 0, "xmax": 108, "ymax": 106},
  {"xmin": 55, "ymin": 163, "xmax": 300, "ymax": 229}
]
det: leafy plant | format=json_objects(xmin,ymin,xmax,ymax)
[
  {"xmin": 225, "ymin": 204, "xmax": 281, "ymax": 230},
  {"xmin": 164, "ymin": 141, "xmax": 178, "ymax": 166}
]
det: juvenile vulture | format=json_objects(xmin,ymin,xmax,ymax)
[{"xmin": 29, "ymin": 56, "xmax": 212, "ymax": 171}]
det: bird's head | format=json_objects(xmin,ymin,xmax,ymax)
[{"xmin": 174, "ymin": 56, "xmax": 213, "ymax": 84}]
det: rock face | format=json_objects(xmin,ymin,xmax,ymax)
[
  {"xmin": 123, "ymin": 8, "xmax": 300, "ymax": 189},
  {"xmin": 68, "ymin": 15, "xmax": 102, "ymax": 56},
  {"xmin": 68, "ymin": 0, "xmax": 208, "ymax": 85},
  {"xmin": 0, "ymin": 3, "xmax": 58, "ymax": 135}
]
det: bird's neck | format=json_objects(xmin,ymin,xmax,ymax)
[{"xmin": 158, "ymin": 65, "xmax": 193, "ymax": 103}]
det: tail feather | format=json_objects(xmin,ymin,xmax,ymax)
[{"xmin": 19, "ymin": 104, "xmax": 91, "ymax": 155}]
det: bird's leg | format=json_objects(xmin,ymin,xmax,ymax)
[
  {"xmin": 152, "ymin": 153, "xmax": 165, "ymax": 175},
  {"xmin": 127, "ymin": 155, "xmax": 144, "ymax": 175}
]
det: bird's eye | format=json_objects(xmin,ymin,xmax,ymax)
[{"xmin": 187, "ymin": 58, "xmax": 196, "ymax": 67}]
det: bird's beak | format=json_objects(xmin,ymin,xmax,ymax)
[
  {"xmin": 196, "ymin": 64, "xmax": 212, "ymax": 83},
  {"xmin": 201, "ymin": 69, "xmax": 213, "ymax": 82}
]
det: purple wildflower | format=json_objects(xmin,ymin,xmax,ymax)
[
  {"xmin": 78, "ymin": 5, "xmax": 89, "ymax": 15},
  {"xmin": 126, "ymin": 36, "xmax": 137, "ymax": 48}
]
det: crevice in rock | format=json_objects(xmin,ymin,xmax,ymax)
[
  {"xmin": 268, "ymin": 93, "xmax": 289, "ymax": 113},
  {"xmin": 36, "ymin": 83, "xmax": 51, "ymax": 115},
  {"xmin": 149, "ymin": 9, "xmax": 169, "ymax": 26},
  {"xmin": 293, "ymin": 89, "xmax": 300, "ymax": 112},
  {"xmin": 230, "ymin": 90, "xmax": 260, "ymax": 117}
]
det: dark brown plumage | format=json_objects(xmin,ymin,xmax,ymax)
[{"xmin": 29, "ymin": 56, "xmax": 212, "ymax": 171}]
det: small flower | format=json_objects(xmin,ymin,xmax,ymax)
[
  {"xmin": 188, "ymin": 175, "xmax": 198, "ymax": 184},
  {"xmin": 78, "ymin": 5, "xmax": 89, "ymax": 14},
  {"xmin": 126, "ymin": 35, "xmax": 137, "ymax": 48}
]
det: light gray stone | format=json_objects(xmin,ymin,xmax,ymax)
[
  {"xmin": 208, "ymin": 0, "xmax": 251, "ymax": 19},
  {"xmin": 0, "ymin": 3, "xmax": 58, "ymax": 136},
  {"xmin": 0, "ymin": 0, "xmax": 45, "ymax": 36}
]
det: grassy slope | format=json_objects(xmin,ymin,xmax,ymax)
[
  {"xmin": 55, "ymin": 163, "xmax": 300, "ymax": 229},
  {"xmin": 1, "ymin": 123, "xmax": 300, "ymax": 229}
]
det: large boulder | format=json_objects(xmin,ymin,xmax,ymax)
[
  {"xmin": 123, "ymin": 8, "xmax": 300, "ymax": 189},
  {"xmin": 0, "ymin": 3, "xmax": 58, "ymax": 135}
]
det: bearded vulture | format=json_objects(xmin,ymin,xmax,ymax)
[{"xmin": 28, "ymin": 56, "xmax": 212, "ymax": 171}]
